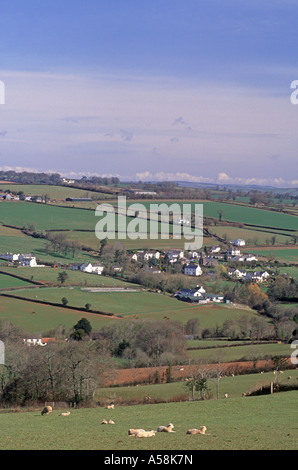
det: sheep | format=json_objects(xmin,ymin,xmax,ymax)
[
  {"xmin": 157, "ymin": 423, "xmax": 175, "ymax": 433},
  {"xmin": 102, "ymin": 419, "xmax": 108, "ymax": 424},
  {"xmin": 186, "ymin": 426, "xmax": 207, "ymax": 435},
  {"xmin": 128, "ymin": 428, "xmax": 146, "ymax": 436},
  {"xmin": 108, "ymin": 419, "xmax": 115, "ymax": 424},
  {"xmin": 106, "ymin": 404, "xmax": 114, "ymax": 409},
  {"xmin": 59, "ymin": 412, "xmax": 70, "ymax": 416},
  {"xmin": 135, "ymin": 430, "xmax": 156, "ymax": 438},
  {"xmin": 242, "ymin": 392, "xmax": 246, "ymax": 397},
  {"xmin": 224, "ymin": 393, "xmax": 228, "ymax": 398},
  {"xmin": 41, "ymin": 406, "xmax": 52, "ymax": 416}
]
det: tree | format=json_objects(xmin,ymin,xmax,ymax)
[
  {"xmin": 61, "ymin": 297, "xmax": 69, "ymax": 307},
  {"xmin": 73, "ymin": 318, "xmax": 92, "ymax": 335},
  {"xmin": 57, "ymin": 271, "xmax": 68, "ymax": 285},
  {"xmin": 85, "ymin": 303, "xmax": 91, "ymax": 311}
]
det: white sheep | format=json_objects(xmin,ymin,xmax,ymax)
[
  {"xmin": 135, "ymin": 430, "xmax": 156, "ymax": 438},
  {"xmin": 102, "ymin": 418, "xmax": 108, "ymax": 424},
  {"xmin": 128, "ymin": 428, "xmax": 146, "ymax": 436},
  {"xmin": 108, "ymin": 419, "xmax": 115, "ymax": 424},
  {"xmin": 157, "ymin": 423, "xmax": 175, "ymax": 433},
  {"xmin": 106, "ymin": 404, "xmax": 115, "ymax": 409},
  {"xmin": 186, "ymin": 426, "xmax": 207, "ymax": 435},
  {"xmin": 41, "ymin": 406, "xmax": 52, "ymax": 416},
  {"xmin": 59, "ymin": 412, "xmax": 70, "ymax": 416},
  {"xmin": 224, "ymin": 393, "xmax": 228, "ymax": 398}
]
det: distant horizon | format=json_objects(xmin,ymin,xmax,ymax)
[{"xmin": 0, "ymin": 166, "xmax": 297, "ymax": 191}]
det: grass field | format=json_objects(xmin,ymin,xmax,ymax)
[
  {"xmin": 0, "ymin": 273, "xmax": 33, "ymax": 289},
  {"xmin": 127, "ymin": 199, "xmax": 298, "ymax": 231},
  {"xmin": 187, "ymin": 342, "xmax": 291, "ymax": 362},
  {"xmin": 0, "ymin": 184, "xmax": 109, "ymax": 200},
  {"xmin": 0, "ymin": 267, "xmax": 138, "ymax": 288},
  {"xmin": 248, "ymin": 248, "xmax": 298, "ymax": 263},
  {"xmin": 96, "ymin": 369, "xmax": 298, "ymax": 403},
  {"xmin": 208, "ymin": 225, "xmax": 293, "ymax": 246},
  {"xmin": 0, "ymin": 295, "xmax": 116, "ymax": 333},
  {"xmin": 9, "ymin": 287, "xmax": 260, "ymax": 326},
  {"xmin": 0, "ymin": 391, "xmax": 296, "ymax": 450}
]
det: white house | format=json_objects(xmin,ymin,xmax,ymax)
[
  {"xmin": 243, "ymin": 254, "xmax": 258, "ymax": 262},
  {"xmin": 226, "ymin": 247, "xmax": 241, "ymax": 256},
  {"xmin": 143, "ymin": 251, "xmax": 160, "ymax": 261},
  {"xmin": 232, "ymin": 239, "xmax": 245, "ymax": 246},
  {"xmin": 210, "ymin": 246, "xmax": 221, "ymax": 253},
  {"xmin": 228, "ymin": 268, "xmax": 247, "ymax": 278},
  {"xmin": 0, "ymin": 253, "xmax": 20, "ymax": 262},
  {"xmin": 184, "ymin": 264, "xmax": 202, "ymax": 276},
  {"xmin": 19, "ymin": 255, "xmax": 37, "ymax": 267},
  {"xmin": 80, "ymin": 263, "xmax": 104, "ymax": 275},
  {"xmin": 165, "ymin": 249, "xmax": 184, "ymax": 263}
]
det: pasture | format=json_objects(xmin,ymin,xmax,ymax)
[
  {"xmin": 0, "ymin": 391, "xmax": 296, "ymax": 450},
  {"xmin": 248, "ymin": 248, "xmax": 298, "ymax": 264},
  {"xmin": 0, "ymin": 267, "xmax": 138, "ymax": 288},
  {"xmin": 0, "ymin": 183, "xmax": 109, "ymax": 200},
  {"xmin": 9, "ymin": 287, "xmax": 261, "ymax": 327},
  {"xmin": 96, "ymin": 369, "xmax": 298, "ymax": 403},
  {"xmin": 0, "ymin": 295, "xmax": 115, "ymax": 333}
]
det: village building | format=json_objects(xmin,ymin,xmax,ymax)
[{"xmin": 184, "ymin": 264, "xmax": 202, "ymax": 276}]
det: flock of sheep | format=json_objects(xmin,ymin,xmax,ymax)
[
  {"xmin": 127, "ymin": 423, "xmax": 208, "ymax": 438},
  {"xmin": 40, "ymin": 403, "xmax": 208, "ymax": 438}
]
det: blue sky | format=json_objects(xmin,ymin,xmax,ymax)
[{"xmin": 0, "ymin": 0, "xmax": 298, "ymax": 186}]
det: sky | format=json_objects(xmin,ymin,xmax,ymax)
[{"xmin": 0, "ymin": 0, "xmax": 298, "ymax": 187}]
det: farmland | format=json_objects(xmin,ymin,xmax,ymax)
[
  {"xmin": 4, "ymin": 286, "xmax": 261, "ymax": 327},
  {"xmin": 0, "ymin": 181, "xmax": 297, "ymax": 452},
  {"xmin": 0, "ymin": 391, "xmax": 297, "ymax": 450}
]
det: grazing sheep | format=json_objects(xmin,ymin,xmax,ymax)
[
  {"xmin": 242, "ymin": 392, "xmax": 246, "ymax": 397},
  {"xmin": 59, "ymin": 412, "xmax": 70, "ymax": 416},
  {"xmin": 224, "ymin": 393, "xmax": 228, "ymax": 398},
  {"xmin": 135, "ymin": 430, "xmax": 156, "ymax": 438},
  {"xmin": 157, "ymin": 423, "xmax": 175, "ymax": 433},
  {"xmin": 288, "ymin": 376, "xmax": 292, "ymax": 380},
  {"xmin": 128, "ymin": 428, "xmax": 146, "ymax": 436},
  {"xmin": 106, "ymin": 404, "xmax": 114, "ymax": 409},
  {"xmin": 186, "ymin": 426, "xmax": 207, "ymax": 435},
  {"xmin": 102, "ymin": 419, "xmax": 108, "ymax": 424},
  {"xmin": 41, "ymin": 406, "xmax": 52, "ymax": 416},
  {"xmin": 108, "ymin": 419, "xmax": 115, "ymax": 424}
]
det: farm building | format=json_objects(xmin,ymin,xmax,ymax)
[
  {"xmin": 232, "ymin": 239, "xmax": 246, "ymax": 246},
  {"xmin": 80, "ymin": 263, "xmax": 104, "ymax": 275},
  {"xmin": 184, "ymin": 264, "xmax": 202, "ymax": 276}
]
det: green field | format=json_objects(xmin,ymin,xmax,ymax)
[
  {"xmin": 126, "ymin": 200, "xmax": 298, "ymax": 231},
  {"xmin": 0, "ymin": 273, "xmax": 33, "ymax": 289},
  {"xmin": 0, "ymin": 295, "xmax": 116, "ymax": 333},
  {"xmin": 248, "ymin": 248, "xmax": 298, "ymax": 263},
  {"xmin": 96, "ymin": 369, "xmax": 298, "ymax": 403},
  {"xmin": 0, "ymin": 391, "xmax": 296, "ymax": 450},
  {"xmin": 0, "ymin": 267, "xmax": 138, "ymax": 288},
  {"xmin": 0, "ymin": 184, "xmax": 110, "ymax": 200},
  {"xmin": 208, "ymin": 225, "xmax": 294, "ymax": 246},
  {"xmin": 187, "ymin": 342, "xmax": 291, "ymax": 362},
  {"xmin": 7, "ymin": 287, "xmax": 260, "ymax": 326}
]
